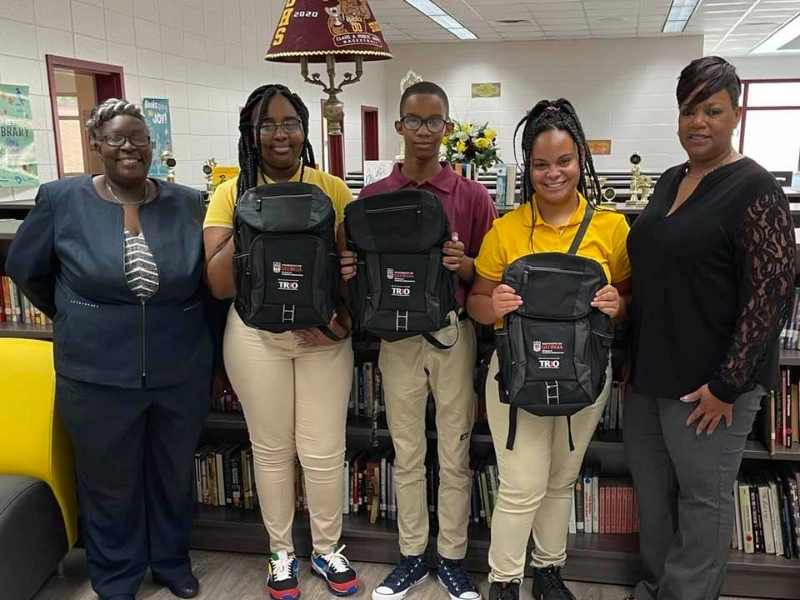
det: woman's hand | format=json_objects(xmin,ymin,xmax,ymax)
[
  {"xmin": 340, "ymin": 250, "xmax": 357, "ymax": 282},
  {"xmin": 591, "ymin": 284, "xmax": 621, "ymax": 319},
  {"xmin": 296, "ymin": 312, "xmax": 349, "ymax": 347},
  {"xmin": 491, "ymin": 284, "xmax": 522, "ymax": 320},
  {"xmin": 683, "ymin": 384, "xmax": 733, "ymax": 436}
]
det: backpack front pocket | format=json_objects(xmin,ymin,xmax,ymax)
[{"xmin": 377, "ymin": 254, "xmax": 430, "ymax": 313}]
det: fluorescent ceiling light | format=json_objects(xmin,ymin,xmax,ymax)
[
  {"xmin": 661, "ymin": 0, "xmax": 701, "ymax": 33},
  {"xmin": 711, "ymin": 0, "xmax": 762, "ymax": 51},
  {"xmin": 404, "ymin": 0, "xmax": 478, "ymax": 40},
  {"xmin": 753, "ymin": 12, "xmax": 800, "ymax": 52}
]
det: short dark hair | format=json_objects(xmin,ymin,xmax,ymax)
[
  {"xmin": 399, "ymin": 81, "xmax": 449, "ymax": 117},
  {"xmin": 677, "ymin": 56, "xmax": 742, "ymax": 111}
]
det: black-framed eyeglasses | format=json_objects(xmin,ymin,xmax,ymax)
[
  {"xmin": 400, "ymin": 116, "xmax": 448, "ymax": 133},
  {"xmin": 101, "ymin": 134, "xmax": 151, "ymax": 148},
  {"xmin": 259, "ymin": 120, "xmax": 303, "ymax": 135}
]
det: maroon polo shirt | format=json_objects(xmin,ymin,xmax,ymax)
[{"xmin": 359, "ymin": 162, "xmax": 498, "ymax": 308}]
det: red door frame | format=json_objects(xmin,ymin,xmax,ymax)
[
  {"xmin": 46, "ymin": 55, "xmax": 126, "ymax": 179},
  {"xmin": 361, "ymin": 105, "xmax": 379, "ymax": 168}
]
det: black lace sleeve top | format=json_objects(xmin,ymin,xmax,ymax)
[{"xmin": 627, "ymin": 157, "xmax": 796, "ymax": 403}]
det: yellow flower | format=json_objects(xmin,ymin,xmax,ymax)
[
  {"xmin": 475, "ymin": 137, "xmax": 491, "ymax": 149},
  {"xmin": 463, "ymin": 122, "xmax": 472, "ymax": 133},
  {"xmin": 456, "ymin": 140, "xmax": 467, "ymax": 153},
  {"xmin": 442, "ymin": 135, "xmax": 450, "ymax": 146},
  {"xmin": 485, "ymin": 128, "xmax": 497, "ymax": 141}
]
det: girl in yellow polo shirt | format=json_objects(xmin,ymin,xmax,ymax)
[
  {"xmin": 467, "ymin": 99, "xmax": 631, "ymax": 600},
  {"xmin": 203, "ymin": 84, "xmax": 358, "ymax": 600}
]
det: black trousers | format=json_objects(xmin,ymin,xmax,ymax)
[
  {"xmin": 624, "ymin": 385, "xmax": 763, "ymax": 600},
  {"xmin": 57, "ymin": 375, "xmax": 210, "ymax": 599}
]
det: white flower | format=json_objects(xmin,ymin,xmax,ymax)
[{"xmin": 455, "ymin": 153, "xmax": 465, "ymax": 160}]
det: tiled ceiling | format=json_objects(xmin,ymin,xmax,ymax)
[{"xmin": 367, "ymin": 0, "xmax": 800, "ymax": 55}]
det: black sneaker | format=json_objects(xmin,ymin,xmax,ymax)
[
  {"xmin": 436, "ymin": 554, "xmax": 481, "ymax": 600},
  {"xmin": 532, "ymin": 566, "xmax": 576, "ymax": 600},
  {"xmin": 311, "ymin": 544, "xmax": 359, "ymax": 596},
  {"xmin": 489, "ymin": 580, "xmax": 521, "ymax": 600},
  {"xmin": 266, "ymin": 551, "xmax": 300, "ymax": 600},
  {"xmin": 371, "ymin": 553, "xmax": 428, "ymax": 600}
]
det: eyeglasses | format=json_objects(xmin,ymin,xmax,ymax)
[
  {"xmin": 259, "ymin": 120, "xmax": 303, "ymax": 135},
  {"xmin": 101, "ymin": 134, "xmax": 151, "ymax": 148},
  {"xmin": 400, "ymin": 116, "xmax": 448, "ymax": 133}
]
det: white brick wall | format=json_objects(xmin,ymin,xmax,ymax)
[
  {"xmin": 381, "ymin": 37, "xmax": 707, "ymax": 171},
  {"xmin": 0, "ymin": 0, "xmax": 387, "ymax": 201}
]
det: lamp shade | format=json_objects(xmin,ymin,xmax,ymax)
[{"xmin": 266, "ymin": 0, "xmax": 392, "ymax": 63}]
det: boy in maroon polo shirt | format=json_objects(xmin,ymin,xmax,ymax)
[{"xmin": 341, "ymin": 82, "xmax": 497, "ymax": 600}]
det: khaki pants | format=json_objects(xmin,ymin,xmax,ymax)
[
  {"xmin": 223, "ymin": 307, "xmax": 353, "ymax": 555},
  {"xmin": 378, "ymin": 316, "xmax": 477, "ymax": 559},
  {"xmin": 486, "ymin": 352, "xmax": 610, "ymax": 582}
]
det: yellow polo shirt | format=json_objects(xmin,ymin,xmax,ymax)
[
  {"xmin": 203, "ymin": 166, "xmax": 353, "ymax": 229},
  {"xmin": 474, "ymin": 195, "xmax": 631, "ymax": 327}
]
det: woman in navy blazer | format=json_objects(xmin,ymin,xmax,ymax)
[{"xmin": 6, "ymin": 99, "xmax": 212, "ymax": 600}]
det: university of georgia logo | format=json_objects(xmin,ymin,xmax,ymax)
[
  {"xmin": 386, "ymin": 268, "xmax": 394, "ymax": 280},
  {"xmin": 272, "ymin": 262, "xmax": 281, "ymax": 273},
  {"xmin": 532, "ymin": 341, "xmax": 542, "ymax": 353}
]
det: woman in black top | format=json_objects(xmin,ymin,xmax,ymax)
[
  {"xmin": 6, "ymin": 99, "xmax": 212, "ymax": 600},
  {"xmin": 624, "ymin": 57, "xmax": 795, "ymax": 600}
]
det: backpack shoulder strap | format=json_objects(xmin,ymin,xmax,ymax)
[{"xmin": 567, "ymin": 202, "xmax": 595, "ymax": 255}]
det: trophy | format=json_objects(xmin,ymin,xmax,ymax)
[
  {"xmin": 397, "ymin": 69, "xmax": 424, "ymax": 160},
  {"xmin": 626, "ymin": 153, "xmax": 651, "ymax": 206},
  {"xmin": 202, "ymin": 158, "xmax": 217, "ymax": 193},
  {"xmin": 584, "ymin": 174, "xmax": 617, "ymax": 203},
  {"xmin": 160, "ymin": 150, "xmax": 177, "ymax": 183}
]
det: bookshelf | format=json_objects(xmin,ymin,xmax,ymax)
[{"xmin": 2, "ymin": 196, "xmax": 800, "ymax": 600}]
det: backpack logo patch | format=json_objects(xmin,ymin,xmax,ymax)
[
  {"xmin": 538, "ymin": 358, "xmax": 561, "ymax": 369},
  {"xmin": 273, "ymin": 261, "xmax": 281, "ymax": 273},
  {"xmin": 391, "ymin": 286, "xmax": 411, "ymax": 297},
  {"xmin": 278, "ymin": 280, "xmax": 299, "ymax": 291},
  {"xmin": 387, "ymin": 268, "xmax": 394, "ymax": 280},
  {"xmin": 533, "ymin": 341, "xmax": 564, "ymax": 355}
]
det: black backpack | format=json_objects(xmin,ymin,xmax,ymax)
[
  {"xmin": 345, "ymin": 189, "xmax": 459, "ymax": 348},
  {"xmin": 496, "ymin": 205, "xmax": 613, "ymax": 451},
  {"xmin": 232, "ymin": 182, "xmax": 341, "ymax": 337}
]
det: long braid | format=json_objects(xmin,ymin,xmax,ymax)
[
  {"xmin": 236, "ymin": 84, "xmax": 317, "ymax": 201},
  {"xmin": 513, "ymin": 98, "xmax": 604, "ymax": 211}
]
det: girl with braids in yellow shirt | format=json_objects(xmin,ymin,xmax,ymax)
[
  {"xmin": 203, "ymin": 84, "xmax": 357, "ymax": 600},
  {"xmin": 468, "ymin": 99, "xmax": 632, "ymax": 600}
]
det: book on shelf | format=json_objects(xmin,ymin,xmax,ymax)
[
  {"xmin": 569, "ymin": 468, "xmax": 639, "ymax": 535},
  {"xmin": 0, "ymin": 275, "xmax": 52, "ymax": 326},
  {"xmin": 732, "ymin": 466, "xmax": 800, "ymax": 559},
  {"xmin": 759, "ymin": 367, "xmax": 800, "ymax": 455}
]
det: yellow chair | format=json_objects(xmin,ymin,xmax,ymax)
[{"xmin": 0, "ymin": 338, "xmax": 78, "ymax": 546}]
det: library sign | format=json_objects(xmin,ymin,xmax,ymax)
[{"xmin": 0, "ymin": 84, "xmax": 39, "ymax": 188}]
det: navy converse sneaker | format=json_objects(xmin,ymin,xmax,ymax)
[
  {"xmin": 371, "ymin": 553, "xmax": 428, "ymax": 600},
  {"xmin": 532, "ymin": 566, "xmax": 576, "ymax": 600},
  {"xmin": 436, "ymin": 554, "xmax": 481, "ymax": 600},
  {"xmin": 267, "ymin": 551, "xmax": 300, "ymax": 600},
  {"xmin": 310, "ymin": 544, "xmax": 359, "ymax": 596},
  {"xmin": 489, "ymin": 580, "xmax": 520, "ymax": 600}
]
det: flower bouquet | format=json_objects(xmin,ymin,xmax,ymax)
[{"xmin": 442, "ymin": 121, "xmax": 500, "ymax": 173}]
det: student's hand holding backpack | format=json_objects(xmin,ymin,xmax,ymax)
[
  {"xmin": 296, "ymin": 310, "xmax": 351, "ymax": 347},
  {"xmin": 491, "ymin": 284, "xmax": 523, "ymax": 320},
  {"xmin": 340, "ymin": 250, "xmax": 357, "ymax": 281}
]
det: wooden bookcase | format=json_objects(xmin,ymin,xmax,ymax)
[{"xmin": 2, "ymin": 188, "xmax": 800, "ymax": 599}]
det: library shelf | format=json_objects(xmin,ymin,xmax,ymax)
[{"xmin": 0, "ymin": 322, "xmax": 53, "ymax": 339}]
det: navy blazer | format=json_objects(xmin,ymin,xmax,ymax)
[{"xmin": 6, "ymin": 176, "xmax": 213, "ymax": 388}]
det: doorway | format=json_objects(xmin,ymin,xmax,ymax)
[
  {"xmin": 46, "ymin": 55, "xmax": 125, "ymax": 178},
  {"xmin": 361, "ymin": 106, "xmax": 379, "ymax": 169}
]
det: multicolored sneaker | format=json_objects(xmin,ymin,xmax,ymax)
[
  {"xmin": 267, "ymin": 551, "xmax": 301, "ymax": 600},
  {"xmin": 311, "ymin": 544, "xmax": 359, "ymax": 596},
  {"xmin": 436, "ymin": 554, "xmax": 481, "ymax": 600},
  {"xmin": 372, "ymin": 553, "xmax": 428, "ymax": 600}
]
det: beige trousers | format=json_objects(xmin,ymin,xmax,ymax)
[
  {"xmin": 223, "ymin": 307, "xmax": 353, "ymax": 555},
  {"xmin": 378, "ymin": 316, "xmax": 477, "ymax": 559},
  {"xmin": 486, "ymin": 352, "xmax": 610, "ymax": 582}
]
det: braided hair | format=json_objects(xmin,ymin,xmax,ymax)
[
  {"xmin": 85, "ymin": 98, "xmax": 147, "ymax": 144},
  {"xmin": 236, "ymin": 84, "xmax": 316, "ymax": 200},
  {"xmin": 514, "ymin": 98, "xmax": 603, "ymax": 209}
]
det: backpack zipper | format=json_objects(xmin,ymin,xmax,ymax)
[
  {"xmin": 365, "ymin": 205, "xmax": 421, "ymax": 214},
  {"xmin": 523, "ymin": 265, "xmax": 583, "ymax": 283}
]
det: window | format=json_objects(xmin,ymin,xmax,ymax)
[{"xmin": 739, "ymin": 80, "xmax": 800, "ymax": 174}]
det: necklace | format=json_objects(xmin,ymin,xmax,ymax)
[
  {"xmin": 105, "ymin": 179, "xmax": 148, "ymax": 205},
  {"xmin": 685, "ymin": 149, "xmax": 736, "ymax": 180}
]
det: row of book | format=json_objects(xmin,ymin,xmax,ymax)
[
  {"xmin": 733, "ymin": 467, "xmax": 800, "ymax": 558},
  {"xmin": 570, "ymin": 467, "xmax": 639, "ymax": 535},
  {"xmin": 349, "ymin": 361, "xmax": 386, "ymax": 421},
  {"xmin": 780, "ymin": 287, "xmax": 800, "ymax": 350},
  {"xmin": 763, "ymin": 367, "xmax": 800, "ymax": 452},
  {"xmin": 193, "ymin": 442, "xmax": 260, "ymax": 510},
  {"xmin": 0, "ymin": 275, "xmax": 51, "ymax": 325}
]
